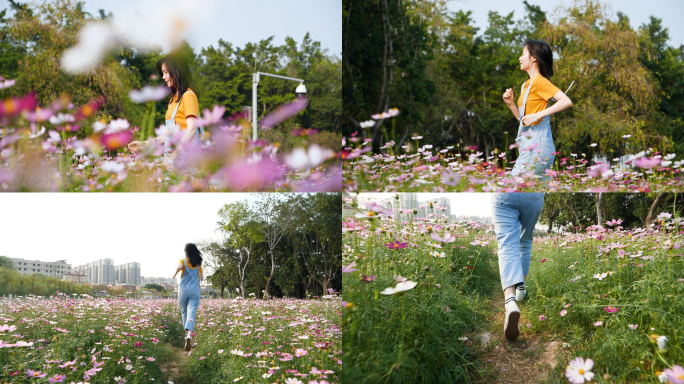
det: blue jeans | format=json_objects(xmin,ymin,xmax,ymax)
[
  {"xmin": 178, "ymin": 289, "xmax": 200, "ymax": 332},
  {"xmin": 490, "ymin": 193, "xmax": 545, "ymax": 291}
]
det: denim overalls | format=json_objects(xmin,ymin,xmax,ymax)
[
  {"xmin": 178, "ymin": 258, "xmax": 201, "ymax": 332},
  {"xmin": 165, "ymin": 91, "xmax": 205, "ymax": 154},
  {"xmin": 511, "ymin": 76, "xmax": 556, "ymax": 180}
]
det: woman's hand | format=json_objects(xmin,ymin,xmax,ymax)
[
  {"xmin": 521, "ymin": 112, "xmax": 543, "ymax": 126},
  {"xmin": 503, "ymin": 88, "xmax": 515, "ymax": 105},
  {"xmin": 128, "ymin": 141, "xmax": 142, "ymax": 153}
]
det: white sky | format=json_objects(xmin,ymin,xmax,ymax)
[
  {"xmin": 1, "ymin": 0, "xmax": 341, "ymax": 57},
  {"xmin": 0, "ymin": 193, "xmax": 261, "ymax": 278},
  {"xmin": 451, "ymin": 0, "xmax": 684, "ymax": 48},
  {"xmin": 358, "ymin": 193, "xmax": 493, "ymax": 217}
]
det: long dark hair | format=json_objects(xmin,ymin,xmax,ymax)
[
  {"xmin": 156, "ymin": 52, "xmax": 201, "ymax": 103},
  {"xmin": 184, "ymin": 243, "xmax": 203, "ymax": 268},
  {"xmin": 525, "ymin": 39, "xmax": 554, "ymax": 79}
]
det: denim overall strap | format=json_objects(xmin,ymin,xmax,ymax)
[
  {"xmin": 517, "ymin": 76, "xmax": 536, "ymax": 138},
  {"xmin": 167, "ymin": 91, "xmax": 205, "ymax": 148}
]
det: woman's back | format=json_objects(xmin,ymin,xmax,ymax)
[{"xmin": 179, "ymin": 257, "xmax": 201, "ymax": 291}]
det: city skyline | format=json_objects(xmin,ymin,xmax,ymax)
[{"xmin": 0, "ymin": 194, "xmax": 259, "ymax": 278}]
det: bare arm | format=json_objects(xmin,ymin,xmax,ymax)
[
  {"xmin": 172, "ymin": 262, "xmax": 183, "ymax": 279},
  {"xmin": 179, "ymin": 116, "xmax": 198, "ymax": 146},
  {"xmin": 520, "ymin": 90, "xmax": 573, "ymax": 126},
  {"xmin": 503, "ymin": 88, "xmax": 520, "ymax": 120}
]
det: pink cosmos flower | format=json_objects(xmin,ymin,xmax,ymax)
[
  {"xmin": 26, "ymin": 369, "xmax": 48, "ymax": 378},
  {"xmin": 604, "ymin": 306, "xmax": 619, "ymax": 313},
  {"xmin": 260, "ymin": 98, "xmax": 308, "ymax": 129},
  {"xmin": 431, "ymin": 233, "xmax": 456, "ymax": 243},
  {"xmin": 294, "ymin": 348, "xmax": 308, "ymax": 357},
  {"xmin": 540, "ymin": 258, "xmax": 546, "ymax": 263},
  {"xmin": 470, "ymin": 240, "xmax": 490, "ymax": 247},
  {"xmin": 48, "ymin": 374, "xmax": 66, "ymax": 383},
  {"xmin": 665, "ymin": 365, "xmax": 684, "ymax": 384},
  {"xmin": 0, "ymin": 324, "xmax": 17, "ymax": 332},
  {"xmin": 539, "ymin": 315, "xmax": 546, "ymax": 321},
  {"xmin": 634, "ymin": 156, "xmax": 660, "ymax": 168},
  {"xmin": 442, "ymin": 171, "xmax": 461, "ymax": 186},
  {"xmin": 605, "ymin": 219, "xmax": 623, "ymax": 227},
  {"xmin": 384, "ymin": 241, "xmax": 408, "ymax": 250},
  {"xmin": 560, "ymin": 309, "xmax": 568, "ymax": 317},
  {"xmin": 342, "ymin": 262, "xmax": 358, "ymax": 273},
  {"xmin": 361, "ymin": 274, "xmax": 376, "ymax": 282}
]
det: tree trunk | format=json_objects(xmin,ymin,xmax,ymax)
[
  {"xmin": 596, "ymin": 193, "xmax": 603, "ymax": 225},
  {"xmin": 645, "ymin": 193, "xmax": 666, "ymax": 227}
]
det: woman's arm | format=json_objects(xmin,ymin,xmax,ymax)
[
  {"xmin": 172, "ymin": 262, "xmax": 183, "ymax": 278},
  {"xmin": 179, "ymin": 116, "xmax": 198, "ymax": 146},
  {"xmin": 503, "ymin": 88, "xmax": 520, "ymax": 120},
  {"xmin": 200, "ymin": 272, "xmax": 204, "ymax": 281},
  {"xmin": 521, "ymin": 90, "xmax": 573, "ymax": 126}
]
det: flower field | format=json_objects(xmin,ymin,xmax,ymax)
[
  {"xmin": 0, "ymin": 90, "xmax": 341, "ymax": 192},
  {"xmin": 342, "ymin": 111, "xmax": 684, "ymax": 193},
  {"xmin": 0, "ymin": 296, "xmax": 341, "ymax": 383},
  {"xmin": 342, "ymin": 198, "xmax": 684, "ymax": 383}
]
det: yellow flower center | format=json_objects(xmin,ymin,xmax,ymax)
[
  {"xmin": 368, "ymin": 211, "xmax": 376, "ymax": 216},
  {"xmin": 578, "ymin": 369, "xmax": 584, "ymax": 375},
  {"xmin": 679, "ymin": 374, "xmax": 684, "ymax": 380},
  {"xmin": 34, "ymin": 373, "xmax": 40, "ymax": 376}
]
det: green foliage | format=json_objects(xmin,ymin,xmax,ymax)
[
  {"xmin": 144, "ymin": 283, "xmax": 164, "ymax": 292},
  {"xmin": 523, "ymin": 226, "xmax": 684, "ymax": 382},
  {"xmin": 0, "ymin": 256, "xmax": 14, "ymax": 269},
  {"xmin": 343, "ymin": 216, "xmax": 499, "ymax": 383},
  {"xmin": 0, "ymin": 267, "xmax": 96, "ymax": 296},
  {"xmin": 344, "ymin": 0, "xmax": 684, "ymax": 158},
  {"xmin": 204, "ymin": 193, "xmax": 342, "ymax": 300}
]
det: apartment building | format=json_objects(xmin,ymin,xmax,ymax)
[
  {"xmin": 8, "ymin": 258, "xmax": 72, "ymax": 277},
  {"xmin": 114, "ymin": 262, "xmax": 141, "ymax": 286}
]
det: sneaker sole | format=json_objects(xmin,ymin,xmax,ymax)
[
  {"xmin": 505, "ymin": 310, "xmax": 520, "ymax": 339},
  {"xmin": 184, "ymin": 338, "xmax": 192, "ymax": 351}
]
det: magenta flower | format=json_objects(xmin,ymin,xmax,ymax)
[
  {"xmin": 342, "ymin": 262, "xmax": 358, "ymax": 273},
  {"xmin": 26, "ymin": 369, "xmax": 48, "ymax": 378},
  {"xmin": 540, "ymin": 258, "xmax": 546, "ymax": 263},
  {"xmin": 539, "ymin": 315, "xmax": 546, "ymax": 321},
  {"xmin": 134, "ymin": 341, "xmax": 143, "ymax": 347},
  {"xmin": 361, "ymin": 274, "xmax": 376, "ymax": 282},
  {"xmin": 604, "ymin": 306, "xmax": 619, "ymax": 313},
  {"xmin": 634, "ymin": 156, "xmax": 661, "ymax": 168},
  {"xmin": 101, "ymin": 131, "xmax": 133, "ymax": 150},
  {"xmin": 384, "ymin": 241, "xmax": 408, "ymax": 250},
  {"xmin": 586, "ymin": 162, "xmax": 611, "ymax": 178}
]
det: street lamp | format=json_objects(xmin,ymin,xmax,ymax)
[{"xmin": 251, "ymin": 71, "xmax": 306, "ymax": 142}]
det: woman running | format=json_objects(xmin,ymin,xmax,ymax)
[
  {"xmin": 172, "ymin": 243, "xmax": 204, "ymax": 351},
  {"xmin": 502, "ymin": 39, "xmax": 573, "ymax": 179}
]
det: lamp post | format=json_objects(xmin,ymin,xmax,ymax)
[{"xmin": 251, "ymin": 72, "xmax": 306, "ymax": 142}]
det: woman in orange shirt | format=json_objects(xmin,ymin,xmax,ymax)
[
  {"xmin": 502, "ymin": 39, "xmax": 573, "ymax": 179},
  {"xmin": 128, "ymin": 54, "xmax": 202, "ymax": 162}
]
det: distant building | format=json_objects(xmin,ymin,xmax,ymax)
[
  {"xmin": 74, "ymin": 259, "xmax": 115, "ymax": 285},
  {"xmin": 61, "ymin": 273, "xmax": 88, "ymax": 284},
  {"xmin": 145, "ymin": 277, "xmax": 177, "ymax": 286},
  {"xmin": 8, "ymin": 258, "xmax": 72, "ymax": 278},
  {"xmin": 114, "ymin": 262, "xmax": 141, "ymax": 286}
]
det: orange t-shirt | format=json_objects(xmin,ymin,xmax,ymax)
[
  {"xmin": 517, "ymin": 75, "xmax": 560, "ymax": 126},
  {"xmin": 165, "ymin": 89, "xmax": 200, "ymax": 130},
  {"xmin": 178, "ymin": 257, "xmax": 203, "ymax": 278}
]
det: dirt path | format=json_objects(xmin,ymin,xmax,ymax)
[
  {"xmin": 160, "ymin": 343, "xmax": 190, "ymax": 383},
  {"xmin": 470, "ymin": 290, "xmax": 566, "ymax": 383}
]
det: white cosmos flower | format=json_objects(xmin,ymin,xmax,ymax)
[
  {"xmin": 49, "ymin": 113, "xmax": 75, "ymax": 125},
  {"xmin": 430, "ymin": 251, "xmax": 446, "ymax": 258},
  {"xmin": 380, "ymin": 281, "xmax": 417, "ymax": 295},
  {"xmin": 359, "ymin": 120, "xmax": 375, "ymax": 128},
  {"xmin": 29, "ymin": 126, "xmax": 46, "ymax": 138},
  {"xmin": 61, "ymin": 22, "xmax": 119, "ymax": 74},
  {"xmin": 590, "ymin": 143, "xmax": 597, "ymax": 147},
  {"xmin": 155, "ymin": 123, "xmax": 180, "ymax": 137},
  {"xmin": 92, "ymin": 120, "xmax": 108, "ymax": 132},
  {"xmin": 285, "ymin": 145, "xmax": 335, "ymax": 170},
  {"xmin": 622, "ymin": 134, "xmax": 631, "ymax": 138},
  {"xmin": 106, "ymin": 118, "xmax": 130, "ymax": 133},
  {"xmin": 129, "ymin": 85, "xmax": 170, "ymax": 103},
  {"xmin": 101, "ymin": 161, "xmax": 126, "ymax": 174},
  {"xmin": 657, "ymin": 335, "xmax": 668, "ymax": 350},
  {"xmin": 566, "ymin": 357, "xmax": 594, "ymax": 383}
]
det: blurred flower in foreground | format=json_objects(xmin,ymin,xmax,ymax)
[
  {"xmin": 342, "ymin": 262, "xmax": 358, "ymax": 273},
  {"xmin": 285, "ymin": 145, "xmax": 335, "ymax": 171},
  {"xmin": 128, "ymin": 85, "xmax": 170, "ymax": 103},
  {"xmin": 259, "ymin": 98, "xmax": 308, "ymax": 129},
  {"xmin": 379, "ymin": 281, "xmax": 417, "ymax": 295},
  {"xmin": 61, "ymin": 22, "xmax": 119, "ymax": 74}
]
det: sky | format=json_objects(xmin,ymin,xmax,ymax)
[
  {"xmin": 358, "ymin": 193, "xmax": 493, "ymax": 217},
  {"xmin": 0, "ymin": 193, "xmax": 261, "ymax": 278},
  {"xmin": 450, "ymin": 0, "xmax": 684, "ymax": 48},
  {"xmin": 0, "ymin": 0, "xmax": 342, "ymax": 57}
]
